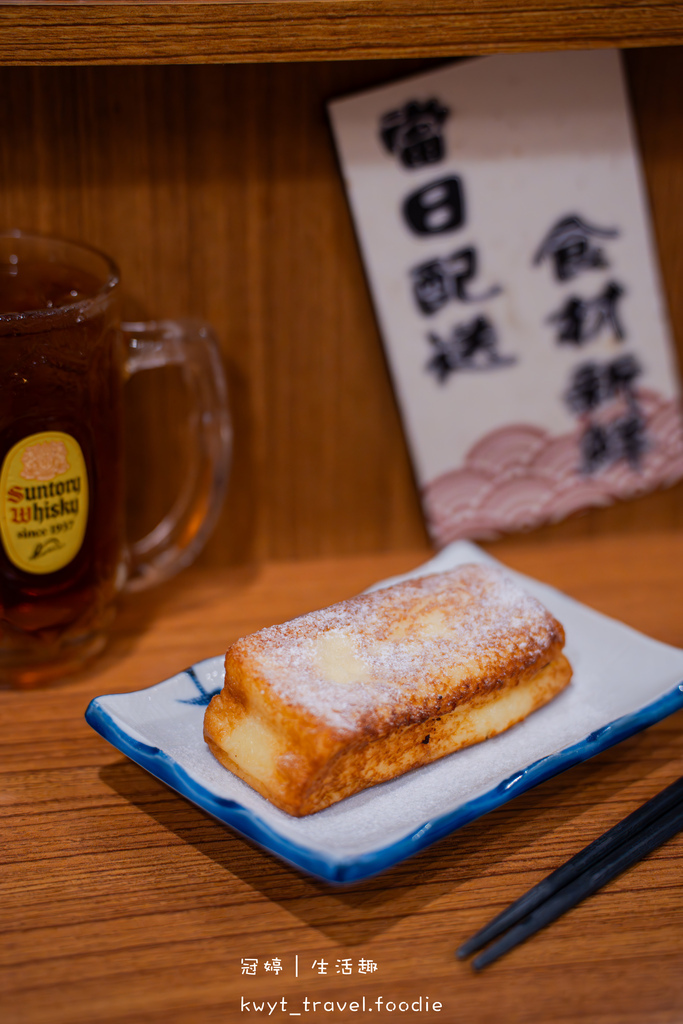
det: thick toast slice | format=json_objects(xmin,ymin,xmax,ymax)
[{"xmin": 204, "ymin": 564, "xmax": 572, "ymax": 816}]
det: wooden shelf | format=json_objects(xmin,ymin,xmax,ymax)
[
  {"xmin": 1, "ymin": 1, "xmax": 682, "ymax": 66},
  {"xmin": 0, "ymin": 3, "xmax": 682, "ymax": 563}
]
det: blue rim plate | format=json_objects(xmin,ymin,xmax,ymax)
[{"xmin": 85, "ymin": 541, "xmax": 683, "ymax": 884}]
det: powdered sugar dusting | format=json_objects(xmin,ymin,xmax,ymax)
[{"xmin": 228, "ymin": 565, "xmax": 563, "ymax": 734}]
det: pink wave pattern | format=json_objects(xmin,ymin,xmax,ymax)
[{"xmin": 422, "ymin": 388, "xmax": 683, "ymax": 547}]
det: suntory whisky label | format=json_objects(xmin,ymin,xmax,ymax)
[{"xmin": 0, "ymin": 431, "xmax": 89, "ymax": 574}]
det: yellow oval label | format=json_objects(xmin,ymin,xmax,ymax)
[{"xmin": 0, "ymin": 431, "xmax": 89, "ymax": 574}]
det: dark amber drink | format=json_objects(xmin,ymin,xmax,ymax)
[
  {"xmin": 0, "ymin": 233, "xmax": 125, "ymax": 685},
  {"xmin": 0, "ymin": 231, "xmax": 232, "ymax": 686}
]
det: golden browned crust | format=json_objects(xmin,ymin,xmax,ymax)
[{"xmin": 204, "ymin": 564, "xmax": 572, "ymax": 816}]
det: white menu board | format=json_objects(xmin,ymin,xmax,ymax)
[{"xmin": 329, "ymin": 50, "xmax": 683, "ymax": 545}]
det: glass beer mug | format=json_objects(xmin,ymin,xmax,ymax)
[{"xmin": 0, "ymin": 230, "xmax": 231, "ymax": 687}]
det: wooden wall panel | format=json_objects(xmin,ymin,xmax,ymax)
[
  {"xmin": 0, "ymin": 53, "xmax": 682, "ymax": 567},
  {"xmin": 1, "ymin": 1, "xmax": 682, "ymax": 66}
]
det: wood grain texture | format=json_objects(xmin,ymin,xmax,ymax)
[
  {"xmin": 1, "ymin": 534, "xmax": 682, "ymax": 1024},
  {"xmin": 0, "ymin": 1, "xmax": 682, "ymax": 65},
  {"xmin": 0, "ymin": 53, "xmax": 682, "ymax": 566}
]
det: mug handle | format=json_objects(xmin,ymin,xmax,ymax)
[{"xmin": 121, "ymin": 319, "xmax": 231, "ymax": 593}]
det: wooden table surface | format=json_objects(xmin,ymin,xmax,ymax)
[{"xmin": 2, "ymin": 531, "xmax": 683, "ymax": 1024}]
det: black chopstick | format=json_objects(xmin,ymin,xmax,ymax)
[
  {"xmin": 457, "ymin": 775, "xmax": 683, "ymax": 968},
  {"xmin": 458, "ymin": 774, "xmax": 683, "ymax": 958}
]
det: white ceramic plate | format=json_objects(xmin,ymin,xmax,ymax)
[{"xmin": 86, "ymin": 541, "xmax": 683, "ymax": 883}]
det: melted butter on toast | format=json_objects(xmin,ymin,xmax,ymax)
[{"xmin": 312, "ymin": 629, "xmax": 370, "ymax": 685}]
